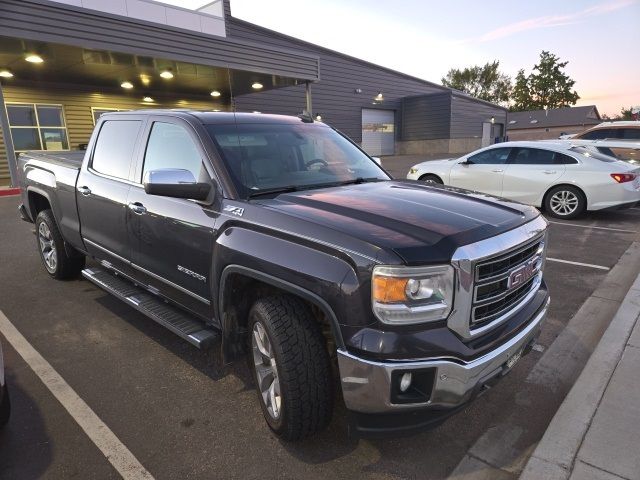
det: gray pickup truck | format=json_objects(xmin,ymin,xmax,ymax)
[{"xmin": 18, "ymin": 110, "xmax": 550, "ymax": 439}]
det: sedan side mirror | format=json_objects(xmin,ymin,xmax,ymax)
[
  {"xmin": 143, "ymin": 169, "xmax": 211, "ymax": 201},
  {"xmin": 458, "ymin": 160, "xmax": 472, "ymax": 166}
]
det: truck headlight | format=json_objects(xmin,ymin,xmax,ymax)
[{"xmin": 372, "ymin": 265, "xmax": 454, "ymax": 325}]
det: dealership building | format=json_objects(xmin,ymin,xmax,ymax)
[{"xmin": 0, "ymin": 0, "xmax": 507, "ymax": 187}]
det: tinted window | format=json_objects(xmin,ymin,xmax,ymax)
[
  {"xmin": 143, "ymin": 122, "xmax": 207, "ymax": 182},
  {"xmin": 579, "ymin": 128, "xmax": 617, "ymax": 140},
  {"xmin": 569, "ymin": 146, "xmax": 618, "ymax": 163},
  {"xmin": 467, "ymin": 148, "xmax": 511, "ymax": 165},
  {"xmin": 555, "ymin": 152, "xmax": 578, "ymax": 164},
  {"xmin": 622, "ymin": 128, "xmax": 640, "ymax": 140},
  {"xmin": 7, "ymin": 104, "xmax": 37, "ymax": 126},
  {"xmin": 512, "ymin": 148, "xmax": 558, "ymax": 165},
  {"xmin": 92, "ymin": 120, "xmax": 141, "ymax": 179}
]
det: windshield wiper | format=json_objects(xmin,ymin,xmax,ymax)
[
  {"xmin": 331, "ymin": 177, "xmax": 384, "ymax": 186},
  {"xmin": 247, "ymin": 185, "xmax": 301, "ymax": 198}
]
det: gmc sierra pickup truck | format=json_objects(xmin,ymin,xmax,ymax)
[{"xmin": 18, "ymin": 110, "xmax": 550, "ymax": 440}]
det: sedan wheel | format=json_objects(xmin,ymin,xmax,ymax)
[{"xmin": 544, "ymin": 186, "xmax": 586, "ymax": 219}]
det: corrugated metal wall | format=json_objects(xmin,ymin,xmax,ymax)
[
  {"xmin": 227, "ymin": 18, "xmax": 446, "ymax": 143},
  {"xmin": 401, "ymin": 93, "xmax": 452, "ymax": 140},
  {"xmin": 0, "ymin": 83, "xmax": 216, "ymax": 185},
  {"xmin": 450, "ymin": 94, "xmax": 506, "ymax": 139}
]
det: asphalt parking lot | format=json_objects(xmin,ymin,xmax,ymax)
[{"xmin": 0, "ymin": 191, "xmax": 639, "ymax": 480}]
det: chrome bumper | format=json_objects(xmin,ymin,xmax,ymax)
[{"xmin": 338, "ymin": 297, "xmax": 549, "ymax": 414}]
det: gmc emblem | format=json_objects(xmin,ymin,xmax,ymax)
[{"xmin": 507, "ymin": 256, "xmax": 540, "ymax": 289}]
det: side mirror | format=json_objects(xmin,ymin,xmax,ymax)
[
  {"xmin": 143, "ymin": 169, "xmax": 211, "ymax": 201},
  {"xmin": 459, "ymin": 160, "xmax": 472, "ymax": 166},
  {"xmin": 372, "ymin": 156, "xmax": 382, "ymax": 166}
]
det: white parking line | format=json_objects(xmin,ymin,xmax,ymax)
[
  {"xmin": 547, "ymin": 220, "xmax": 637, "ymax": 234},
  {"xmin": 547, "ymin": 257, "xmax": 610, "ymax": 271},
  {"xmin": 0, "ymin": 310, "xmax": 154, "ymax": 480}
]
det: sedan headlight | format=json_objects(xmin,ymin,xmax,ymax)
[{"xmin": 372, "ymin": 265, "xmax": 454, "ymax": 325}]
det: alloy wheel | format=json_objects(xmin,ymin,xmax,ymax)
[
  {"xmin": 549, "ymin": 190, "xmax": 579, "ymax": 216},
  {"xmin": 251, "ymin": 321, "xmax": 282, "ymax": 420},
  {"xmin": 38, "ymin": 222, "xmax": 57, "ymax": 272}
]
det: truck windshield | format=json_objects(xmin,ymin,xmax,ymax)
[{"xmin": 206, "ymin": 122, "xmax": 389, "ymax": 198}]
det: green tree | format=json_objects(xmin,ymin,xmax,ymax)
[
  {"xmin": 510, "ymin": 69, "xmax": 530, "ymax": 112},
  {"xmin": 511, "ymin": 51, "xmax": 579, "ymax": 111},
  {"xmin": 441, "ymin": 61, "xmax": 512, "ymax": 106}
]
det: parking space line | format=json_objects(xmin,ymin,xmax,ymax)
[
  {"xmin": 0, "ymin": 310, "xmax": 154, "ymax": 480},
  {"xmin": 547, "ymin": 257, "xmax": 610, "ymax": 271},
  {"xmin": 547, "ymin": 220, "xmax": 637, "ymax": 234}
]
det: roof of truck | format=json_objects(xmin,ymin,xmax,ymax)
[{"xmin": 102, "ymin": 110, "xmax": 321, "ymax": 125}]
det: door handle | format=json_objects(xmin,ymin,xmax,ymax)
[
  {"xmin": 492, "ymin": 169, "xmax": 504, "ymax": 173},
  {"xmin": 543, "ymin": 170, "xmax": 557, "ymax": 174},
  {"xmin": 78, "ymin": 186, "xmax": 92, "ymax": 196},
  {"xmin": 128, "ymin": 202, "xmax": 147, "ymax": 215}
]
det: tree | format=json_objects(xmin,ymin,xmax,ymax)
[
  {"xmin": 442, "ymin": 61, "xmax": 512, "ymax": 106},
  {"xmin": 601, "ymin": 107, "xmax": 636, "ymax": 121},
  {"xmin": 510, "ymin": 51, "xmax": 579, "ymax": 111}
]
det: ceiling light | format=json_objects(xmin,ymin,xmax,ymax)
[
  {"xmin": 210, "ymin": 90, "xmax": 221, "ymax": 97},
  {"xmin": 160, "ymin": 69, "xmax": 173, "ymax": 79},
  {"xmin": 0, "ymin": 69, "xmax": 13, "ymax": 78},
  {"xmin": 121, "ymin": 81, "xmax": 134, "ymax": 89},
  {"xmin": 140, "ymin": 74, "xmax": 151, "ymax": 86},
  {"xmin": 25, "ymin": 54, "xmax": 43, "ymax": 63},
  {"xmin": 251, "ymin": 82, "xmax": 263, "ymax": 90},
  {"xmin": 143, "ymin": 96, "xmax": 154, "ymax": 102}
]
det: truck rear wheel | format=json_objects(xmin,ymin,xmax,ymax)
[
  {"xmin": 35, "ymin": 209, "xmax": 85, "ymax": 279},
  {"xmin": 248, "ymin": 295, "xmax": 333, "ymax": 440}
]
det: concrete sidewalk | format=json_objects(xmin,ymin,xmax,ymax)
[{"xmin": 520, "ymin": 272, "xmax": 640, "ymax": 480}]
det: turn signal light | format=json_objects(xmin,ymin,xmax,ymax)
[
  {"xmin": 373, "ymin": 276, "xmax": 408, "ymax": 303},
  {"xmin": 610, "ymin": 173, "xmax": 636, "ymax": 183}
]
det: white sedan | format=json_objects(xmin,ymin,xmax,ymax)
[{"xmin": 406, "ymin": 141, "xmax": 640, "ymax": 219}]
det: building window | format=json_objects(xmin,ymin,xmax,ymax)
[
  {"xmin": 91, "ymin": 107, "xmax": 128, "ymax": 125},
  {"xmin": 6, "ymin": 103, "xmax": 69, "ymax": 152}
]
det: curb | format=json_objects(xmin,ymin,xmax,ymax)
[{"xmin": 519, "ymin": 270, "xmax": 640, "ymax": 479}]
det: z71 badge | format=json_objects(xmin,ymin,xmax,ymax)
[{"xmin": 223, "ymin": 205, "xmax": 244, "ymax": 217}]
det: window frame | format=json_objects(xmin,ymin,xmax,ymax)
[
  {"xmin": 91, "ymin": 107, "xmax": 129, "ymax": 125},
  {"xmin": 6, "ymin": 102, "xmax": 70, "ymax": 152}
]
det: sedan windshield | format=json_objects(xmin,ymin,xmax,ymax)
[{"xmin": 206, "ymin": 122, "xmax": 389, "ymax": 198}]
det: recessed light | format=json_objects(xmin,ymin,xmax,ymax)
[
  {"xmin": 25, "ymin": 54, "xmax": 43, "ymax": 63},
  {"xmin": 0, "ymin": 69, "xmax": 13, "ymax": 78},
  {"xmin": 160, "ymin": 69, "xmax": 173, "ymax": 79},
  {"xmin": 140, "ymin": 74, "xmax": 151, "ymax": 86},
  {"xmin": 121, "ymin": 81, "xmax": 134, "ymax": 89},
  {"xmin": 143, "ymin": 96, "xmax": 154, "ymax": 102},
  {"xmin": 210, "ymin": 90, "xmax": 221, "ymax": 97},
  {"xmin": 251, "ymin": 82, "xmax": 263, "ymax": 90}
]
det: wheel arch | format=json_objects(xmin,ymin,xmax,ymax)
[
  {"xmin": 218, "ymin": 265, "xmax": 345, "ymax": 363},
  {"xmin": 543, "ymin": 183, "xmax": 589, "ymax": 209}
]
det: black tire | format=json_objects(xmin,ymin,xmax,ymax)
[
  {"xmin": 248, "ymin": 295, "xmax": 333, "ymax": 441},
  {"xmin": 0, "ymin": 383, "xmax": 10, "ymax": 429},
  {"xmin": 35, "ymin": 209, "xmax": 85, "ymax": 279},
  {"xmin": 544, "ymin": 185, "xmax": 586, "ymax": 219},
  {"xmin": 419, "ymin": 174, "xmax": 443, "ymax": 185}
]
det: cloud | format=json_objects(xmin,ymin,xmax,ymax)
[{"xmin": 473, "ymin": 0, "xmax": 637, "ymax": 42}]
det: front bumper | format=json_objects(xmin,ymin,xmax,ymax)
[{"xmin": 338, "ymin": 296, "xmax": 549, "ymax": 415}]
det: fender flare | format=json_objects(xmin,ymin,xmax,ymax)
[{"xmin": 218, "ymin": 264, "xmax": 345, "ymax": 350}]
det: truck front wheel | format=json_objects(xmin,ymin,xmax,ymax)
[
  {"xmin": 248, "ymin": 295, "xmax": 333, "ymax": 440},
  {"xmin": 35, "ymin": 209, "xmax": 85, "ymax": 279}
]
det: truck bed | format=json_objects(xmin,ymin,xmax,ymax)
[{"xmin": 19, "ymin": 150, "xmax": 85, "ymax": 170}]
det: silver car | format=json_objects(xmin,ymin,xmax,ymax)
[{"xmin": 0, "ymin": 340, "xmax": 9, "ymax": 428}]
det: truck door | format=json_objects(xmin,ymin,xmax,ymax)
[
  {"xmin": 126, "ymin": 118, "xmax": 218, "ymax": 320},
  {"xmin": 76, "ymin": 117, "xmax": 145, "ymax": 274}
]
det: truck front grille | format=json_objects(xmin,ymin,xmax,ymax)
[{"xmin": 471, "ymin": 237, "xmax": 544, "ymax": 328}]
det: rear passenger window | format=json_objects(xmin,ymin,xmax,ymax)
[
  {"xmin": 92, "ymin": 120, "xmax": 141, "ymax": 180},
  {"xmin": 579, "ymin": 128, "xmax": 616, "ymax": 140},
  {"xmin": 511, "ymin": 148, "xmax": 557, "ymax": 165},
  {"xmin": 142, "ymin": 122, "xmax": 207, "ymax": 182},
  {"xmin": 554, "ymin": 153, "xmax": 578, "ymax": 164}
]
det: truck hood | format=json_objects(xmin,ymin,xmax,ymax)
[{"xmin": 259, "ymin": 180, "xmax": 541, "ymax": 264}]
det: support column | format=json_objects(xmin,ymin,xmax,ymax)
[
  {"xmin": 0, "ymin": 82, "xmax": 17, "ymax": 187},
  {"xmin": 305, "ymin": 81, "xmax": 312, "ymax": 115}
]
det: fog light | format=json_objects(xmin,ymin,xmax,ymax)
[{"xmin": 399, "ymin": 372, "xmax": 412, "ymax": 392}]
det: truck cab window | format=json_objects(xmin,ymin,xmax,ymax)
[
  {"xmin": 143, "ymin": 122, "xmax": 207, "ymax": 182},
  {"xmin": 91, "ymin": 120, "xmax": 141, "ymax": 179}
]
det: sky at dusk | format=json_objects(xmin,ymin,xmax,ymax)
[{"xmin": 166, "ymin": 0, "xmax": 640, "ymax": 116}]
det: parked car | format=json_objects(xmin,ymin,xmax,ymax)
[
  {"xmin": 572, "ymin": 121, "xmax": 640, "ymax": 141},
  {"xmin": 550, "ymin": 139, "xmax": 640, "ymax": 165},
  {"xmin": 18, "ymin": 111, "xmax": 550, "ymax": 440},
  {"xmin": 0, "ymin": 340, "xmax": 9, "ymax": 429},
  {"xmin": 407, "ymin": 141, "xmax": 640, "ymax": 219}
]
